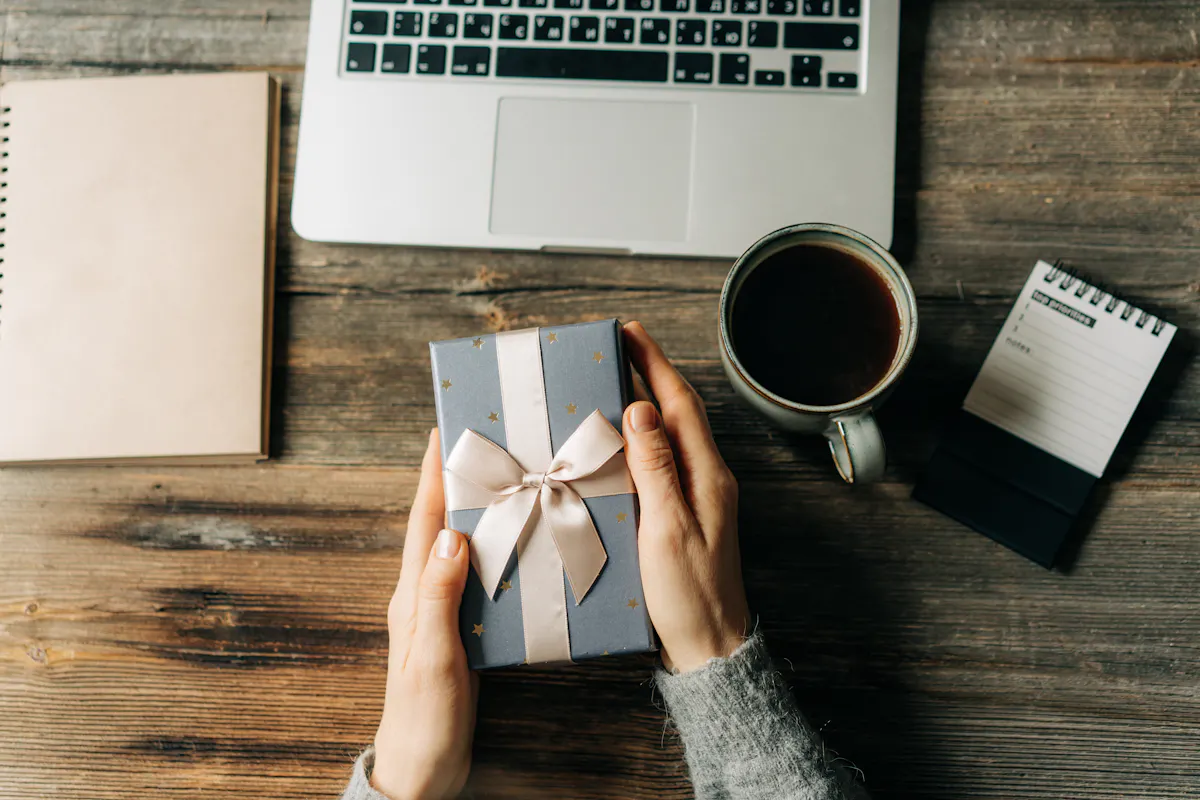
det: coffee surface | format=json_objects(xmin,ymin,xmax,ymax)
[{"xmin": 731, "ymin": 243, "xmax": 902, "ymax": 406}]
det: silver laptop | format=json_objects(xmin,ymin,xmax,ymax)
[{"xmin": 293, "ymin": 0, "xmax": 898, "ymax": 258}]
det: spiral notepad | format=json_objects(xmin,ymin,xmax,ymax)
[
  {"xmin": 915, "ymin": 260, "xmax": 1178, "ymax": 567},
  {"xmin": 0, "ymin": 73, "xmax": 280, "ymax": 465}
]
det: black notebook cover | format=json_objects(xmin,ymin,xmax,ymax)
[{"xmin": 915, "ymin": 260, "xmax": 1176, "ymax": 567}]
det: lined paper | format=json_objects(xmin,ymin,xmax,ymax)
[{"xmin": 963, "ymin": 260, "xmax": 1176, "ymax": 478}]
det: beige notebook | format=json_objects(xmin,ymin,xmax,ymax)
[{"xmin": 0, "ymin": 72, "xmax": 280, "ymax": 465}]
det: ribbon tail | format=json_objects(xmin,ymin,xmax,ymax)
[
  {"xmin": 468, "ymin": 487, "xmax": 539, "ymax": 599},
  {"xmin": 541, "ymin": 481, "xmax": 608, "ymax": 604}
]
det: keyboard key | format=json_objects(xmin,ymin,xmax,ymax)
[
  {"xmin": 484, "ymin": 0, "xmax": 514, "ymax": 7},
  {"xmin": 673, "ymin": 52, "xmax": 713, "ymax": 83},
  {"xmin": 534, "ymin": 14, "xmax": 564, "ymax": 38},
  {"xmin": 590, "ymin": 0, "xmax": 618, "ymax": 8},
  {"xmin": 827, "ymin": 71, "xmax": 857, "ymax": 88},
  {"xmin": 696, "ymin": 0, "xmax": 725, "ymax": 10},
  {"xmin": 640, "ymin": 17, "xmax": 670, "ymax": 43},
  {"xmin": 791, "ymin": 69, "xmax": 818, "ymax": 86},
  {"xmin": 676, "ymin": 19, "xmax": 706, "ymax": 45},
  {"xmin": 712, "ymin": 20, "xmax": 742, "ymax": 45},
  {"xmin": 783, "ymin": 22, "xmax": 857, "ymax": 48},
  {"xmin": 414, "ymin": 0, "xmax": 442, "ymax": 5},
  {"xmin": 747, "ymin": 20, "xmax": 777, "ymax": 46},
  {"xmin": 416, "ymin": 43, "xmax": 448, "ymax": 73},
  {"xmin": 661, "ymin": 0, "xmax": 689, "ymax": 9},
  {"xmin": 463, "ymin": 12, "xmax": 494, "ymax": 36},
  {"xmin": 802, "ymin": 0, "xmax": 831, "ymax": 14},
  {"xmin": 518, "ymin": 0, "xmax": 547, "ymax": 6},
  {"xmin": 350, "ymin": 10, "xmax": 388, "ymax": 34},
  {"xmin": 605, "ymin": 17, "xmax": 636, "ymax": 43},
  {"xmin": 570, "ymin": 16, "xmax": 601, "ymax": 41},
  {"xmin": 555, "ymin": 0, "xmax": 583, "ymax": 7},
  {"xmin": 495, "ymin": 47, "xmax": 668, "ymax": 80},
  {"xmin": 767, "ymin": 0, "xmax": 795, "ymax": 14},
  {"xmin": 381, "ymin": 43, "xmax": 412, "ymax": 72},
  {"xmin": 625, "ymin": 0, "xmax": 655, "ymax": 9},
  {"xmin": 838, "ymin": 0, "xmax": 859, "ymax": 14},
  {"xmin": 792, "ymin": 54, "xmax": 820, "ymax": 70},
  {"xmin": 719, "ymin": 52, "xmax": 749, "ymax": 84},
  {"xmin": 346, "ymin": 42, "xmax": 377, "ymax": 71},
  {"xmin": 754, "ymin": 69, "xmax": 784, "ymax": 85},
  {"xmin": 499, "ymin": 13, "xmax": 529, "ymax": 37},
  {"xmin": 449, "ymin": 0, "xmax": 479, "ymax": 6},
  {"xmin": 429, "ymin": 12, "xmax": 459, "ymax": 35},
  {"xmin": 394, "ymin": 11, "xmax": 423, "ymax": 34},
  {"xmin": 730, "ymin": 0, "xmax": 760, "ymax": 12},
  {"xmin": 452, "ymin": 45, "xmax": 491, "ymax": 74}
]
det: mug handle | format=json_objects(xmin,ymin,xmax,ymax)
[{"xmin": 825, "ymin": 411, "xmax": 886, "ymax": 484}]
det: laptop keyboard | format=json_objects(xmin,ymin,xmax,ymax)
[{"xmin": 341, "ymin": 0, "xmax": 866, "ymax": 90}]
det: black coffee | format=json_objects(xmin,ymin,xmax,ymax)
[{"xmin": 730, "ymin": 243, "xmax": 902, "ymax": 406}]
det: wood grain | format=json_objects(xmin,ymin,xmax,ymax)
[{"xmin": 1, "ymin": 0, "xmax": 1198, "ymax": 798}]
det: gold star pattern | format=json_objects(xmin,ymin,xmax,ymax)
[
  {"xmin": 488, "ymin": 412, "xmax": 499, "ymax": 423},
  {"xmin": 565, "ymin": 403, "xmax": 578, "ymax": 415},
  {"xmin": 616, "ymin": 512, "xmax": 628, "ymax": 523},
  {"xmin": 472, "ymin": 337, "xmax": 484, "ymax": 349},
  {"xmin": 546, "ymin": 332, "xmax": 558, "ymax": 343},
  {"xmin": 500, "ymin": 579, "xmax": 512, "ymax": 591},
  {"xmin": 441, "ymin": 379, "xmax": 452, "ymax": 390},
  {"xmin": 627, "ymin": 598, "xmax": 640, "ymax": 610},
  {"xmin": 472, "ymin": 623, "xmax": 485, "ymax": 637},
  {"xmin": 592, "ymin": 351, "xmax": 605, "ymax": 363}
]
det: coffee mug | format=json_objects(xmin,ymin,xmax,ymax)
[{"xmin": 718, "ymin": 223, "xmax": 918, "ymax": 484}]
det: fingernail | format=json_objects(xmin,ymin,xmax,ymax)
[
  {"xmin": 631, "ymin": 403, "xmax": 659, "ymax": 433},
  {"xmin": 435, "ymin": 529, "xmax": 459, "ymax": 559}
]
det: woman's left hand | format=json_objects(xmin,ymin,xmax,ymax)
[{"xmin": 371, "ymin": 429, "xmax": 478, "ymax": 800}]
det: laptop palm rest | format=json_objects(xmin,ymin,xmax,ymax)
[{"xmin": 489, "ymin": 98, "xmax": 694, "ymax": 243}]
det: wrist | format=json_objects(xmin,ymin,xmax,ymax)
[
  {"xmin": 369, "ymin": 740, "xmax": 425, "ymax": 800},
  {"xmin": 667, "ymin": 629, "xmax": 748, "ymax": 673}
]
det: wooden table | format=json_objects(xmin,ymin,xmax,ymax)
[{"xmin": 2, "ymin": 2, "xmax": 1198, "ymax": 798}]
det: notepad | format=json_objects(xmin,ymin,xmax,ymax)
[
  {"xmin": 914, "ymin": 260, "xmax": 1178, "ymax": 566},
  {"xmin": 0, "ymin": 73, "xmax": 281, "ymax": 465}
]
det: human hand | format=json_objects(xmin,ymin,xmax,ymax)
[
  {"xmin": 371, "ymin": 429, "xmax": 477, "ymax": 800},
  {"xmin": 622, "ymin": 321, "xmax": 751, "ymax": 674}
]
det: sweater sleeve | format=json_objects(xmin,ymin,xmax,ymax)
[
  {"xmin": 654, "ymin": 633, "xmax": 868, "ymax": 800},
  {"xmin": 340, "ymin": 747, "xmax": 390, "ymax": 800}
]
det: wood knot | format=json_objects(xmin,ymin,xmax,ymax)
[
  {"xmin": 23, "ymin": 601, "xmax": 38, "ymax": 615},
  {"xmin": 26, "ymin": 646, "xmax": 47, "ymax": 664}
]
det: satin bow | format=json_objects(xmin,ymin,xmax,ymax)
[{"xmin": 445, "ymin": 410, "xmax": 626, "ymax": 603}]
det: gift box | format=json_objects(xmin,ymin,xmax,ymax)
[{"xmin": 430, "ymin": 319, "xmax": 655, "ymax": 669}]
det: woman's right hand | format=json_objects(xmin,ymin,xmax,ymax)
[{"xmin": 621, "ymin": 322, "xmax": 752, "ymax": 674}]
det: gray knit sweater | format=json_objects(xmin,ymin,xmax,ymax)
[{"xmin": 341, "ymin": 634, "xmax": 866, "ymax": 799}]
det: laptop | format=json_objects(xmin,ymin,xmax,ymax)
[{"xmin": 293, "ymin": 0, "xmax": 898, "ymax": 258}]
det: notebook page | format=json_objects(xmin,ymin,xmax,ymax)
[{"xmin": 963, "ymin": 260, "xmax": 1176, "ymax": 478}]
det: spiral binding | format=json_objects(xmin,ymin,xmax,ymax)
[
  {"xmin": 0, "ymin": 102, "xmax": 7, "ymax": 337},
  {"xmin": 1042, "ymin": 259, "xmax": 1167, "ymax": 336}
]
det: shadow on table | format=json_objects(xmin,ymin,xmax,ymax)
[
  {"xmin": 268, "ymin": 80, "xmax": 297, "ymax": 460},
  {"xmin": 889, "ymin": 0, "xmax": 934, "ymax": 266},
  {"xmin": 738, "ymin": 473, "xmax": 941, "ymax": 800}
]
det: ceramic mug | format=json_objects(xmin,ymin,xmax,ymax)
[{"xmin": 718, "ymin": 223, "xmax": 918, "ymax": 484}]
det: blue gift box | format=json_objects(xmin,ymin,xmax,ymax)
[{"xmin": 430, "ymin": 319, "xmax": 655, "ymax": 669}]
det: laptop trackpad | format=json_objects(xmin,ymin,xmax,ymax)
[{"xmin": 490, "ymin": 98, "xmax": 694, "ymax": 242}]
